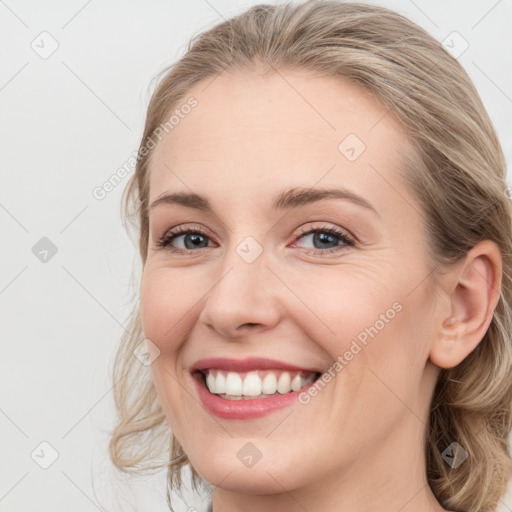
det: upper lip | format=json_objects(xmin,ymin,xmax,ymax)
[{"xmin": 191, "ymin": 357, "xmax": 322, "ymax": 374}]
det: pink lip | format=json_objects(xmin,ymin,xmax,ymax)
[
  {"xmin": 191, "ymin": 371, "xmax": 319, "ymax": 420},
  {"xmin": 191, "ymin": 357, "xmax": 320, "ymax": 373}
]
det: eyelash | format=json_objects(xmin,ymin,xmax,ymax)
[{"xmin": 156, "ymin": 224, "xmax": 355, "ymax": 256}]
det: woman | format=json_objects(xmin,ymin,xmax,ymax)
[{"xmin": 109, "ymin": 1, "xmax": 512, "ymax": 511}]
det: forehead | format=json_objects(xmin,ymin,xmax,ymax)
[{"xmin": 148, "ymin": 68, "xmax": 413, "ymax": 212}]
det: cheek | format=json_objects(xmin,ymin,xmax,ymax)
[
  {"xmin": 139, "ymin": 270, "xmax": 197, "ymax": 438},
  {"xmin": 286, "ymin": 264, "xmax": 396, "ymax": 351},
  {"xmin": 338, "ymin": 280, "xmax": 434, "ymax": 421},
  {"xmin": 292, "ymin": 264, "xmax": 426, "ymax": 394},
  {"xmin": 139, "ymin": 269, "xmax": 194, "ymax": 351}
]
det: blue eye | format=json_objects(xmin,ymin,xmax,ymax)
[
  {"xmin": 156, "ymin": 225, "xmax": 355, "ymax": 255},
  {"xmin": 157, "ymin": 226, "xmax": 212, "ymax": 253},
  {"xmin": 293, "ymin": 226, "xmax": 355, "ymax": 254}
]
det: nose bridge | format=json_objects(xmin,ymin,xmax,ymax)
[
  {"xmin": 198, "ymin": 234, "xmax": 281, "ymax": 336},
  {"xmin": 207, "ymin": 235, "xmax": 269, "ymax": 307}
]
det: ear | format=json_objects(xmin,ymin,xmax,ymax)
[{"xmin": 429, "ymin": 239, "xmax": 502, "ymax": 369}]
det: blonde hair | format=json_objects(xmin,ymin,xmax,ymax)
[{"xmin": 109, "ymin": 1, "xmax": 512, "ymax": 510}]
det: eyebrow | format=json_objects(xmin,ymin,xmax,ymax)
[{"xmin": 149, "ymin": 186, "xmax": 380, "ymax": 217}]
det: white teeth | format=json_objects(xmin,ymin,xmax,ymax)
[
  {"xmin": 262, "ymin": 373, "xmax": 277, "ymax": 394},
  {"xmin": 203, "ymin": 369, "xmax": 318, "ymax": 398},
  {"xmin": 225, "ymin": 372, "xmax": 243, "ymax": 396},
  {"xmin": 216, "ymin": 372, "xmax": 226, "ymax": 394},
  {"xmin": 277, "ymin": 372, "xmax": 291, "ymax": 394},
  {"xmin": 242, "ymin": 371, "xmax": 262, "ymax": 396},
  {"xmin": 291, "ymin": 374, "xmax": 302, "ymax": 391}
]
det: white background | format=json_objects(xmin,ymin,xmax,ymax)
[{"xmin": 1, "ymin": 0, "xmax": 512, "ymax": 511}]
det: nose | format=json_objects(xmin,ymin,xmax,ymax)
[{"xmin": 198, "ymin": 246, "xmax": 282, "ymax": 339}]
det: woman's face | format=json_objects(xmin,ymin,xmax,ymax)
[{"xmin": 140, "ymin": 69, "xmax": 442, "ymax": 499}]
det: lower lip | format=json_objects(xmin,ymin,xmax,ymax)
[{"xmin": 191, "ymin": 372, "xmax": 317, "ymax": 420}]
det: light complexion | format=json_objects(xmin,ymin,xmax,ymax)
[{"xmin": 140, "ymin": 69, "xmax": 501, "ymax": 512}]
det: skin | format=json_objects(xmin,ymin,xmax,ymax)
[{"xmin": 140, "ymin": 68, "xmax": 502, "ymax": 512}]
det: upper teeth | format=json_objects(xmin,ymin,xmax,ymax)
[{"xmin": 204, "ymin": 369, "xmax": 317, "ymax": 397}]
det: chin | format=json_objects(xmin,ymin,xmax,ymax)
[
  {"xmin": 191, "ymin": 453, "xmax": 307, "ymax": 495},
  {"xmin": 202, "ymin": 467, "xmax": 292, "ymax": 494}
]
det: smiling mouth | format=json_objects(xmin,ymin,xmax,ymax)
[{"xmin": 195, "ymin": 369, "xmax": 322, "ymax": 400}]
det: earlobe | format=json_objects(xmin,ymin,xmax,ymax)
[{"xmin": 429, "ymin": 240, "xmax": 502, "ymax": 369}]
